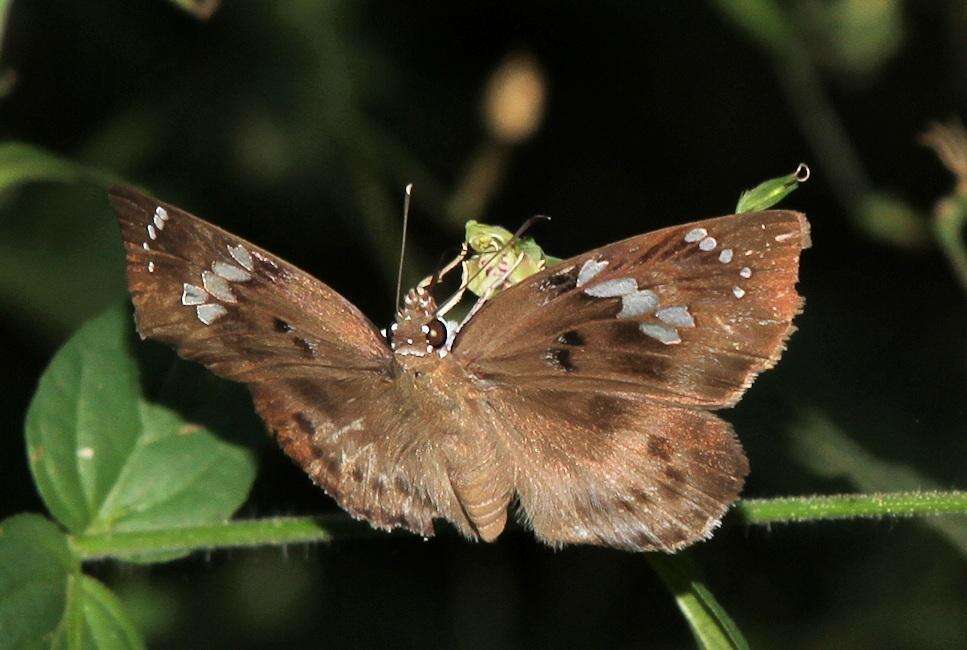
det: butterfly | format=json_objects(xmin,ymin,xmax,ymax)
[{"xmin": 109, "ymin": 185, "xmax": 809, "ymax": 552}]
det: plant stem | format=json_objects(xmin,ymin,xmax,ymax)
[
  {"xmin": 735, "ymin": 491, "xmax": 967, "ymax": 525},
  {"xmin": 69, "ymin": 515, "xmax": 377, "ymax": 561},
  {"xmin": 67, "ymin": 491, "xmax": 967, "ymax": 562}
]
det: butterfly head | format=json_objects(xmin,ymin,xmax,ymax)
[{"xmin": 388, "ymin": 286, "xmax": 450, "ymax": 362}]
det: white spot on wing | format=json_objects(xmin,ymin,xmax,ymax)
[
  {"xmin": 616, "ymin": 289, "xmax": 659, "ymax": 318},
  {"xmin": 584, "ymin": 277, "xmax": 638, "ymax": 298},
  {"xmin": 699, "ymin": 236, "xmax": 717, "ymax": 251},
  {"xmin": 740, "ymin": 266, "xmax": 752, "ymax": 278},
  {"xmin": 182, "ymin": 283, "xmax": 209, "ymax": 305},
  {"xmin": 684, "ymin": 227, "xmax": 707, "ymax": 243},
  {"xmin": 775, "ymin": 232, "xmax": 795, "ymax": 242},
  {"xmin": 147, "ymin": 224, "xmax": 157, "ymax": 240},
  {"xmin": 212, "ymin": 261, "xmax": 252, "ymax": 282},
  {"xmin": 228, "ymin": 244, "xmax": 254, "ymax": 271},
  {"xmin": 196, "ymin": 303, "xmax": 228, "ymax": 324},
  {"xmin": 155, "ymin": 206, "xmax": 168, "ymax": 221},
  {"xmin": 148, "ymin": 261, "xmax": 155, "ymax": 273},
  {"xmin": 718, "ymin": 248, "xmax": 733, "ymax": 263},
  {"xmin": 732, "ymin": 286, "xmax": 746, "ymax": 298},
  {"xmin": 202, "ymin": 270, "xmax": 237, "ymax": 303},
  {"xmin": 576, "ymin": 259, "xmax": 608, "ymax": 287},
  {"xmin": 142, "ymin": 242, "xmax": 150, "ymax": 250},
  {"xmin": 656, "ymin": 305, "xmax": 695, "ymax": 328},
  {"xmin": 640, "ymin": 322, "xmax": 681, "ymax": 344}
]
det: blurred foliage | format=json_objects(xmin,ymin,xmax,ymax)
[{"xmin": 0, "ymin": 1, "xmax": 964, "ymax": 648}]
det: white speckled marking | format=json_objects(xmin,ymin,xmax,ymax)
[
  {"xmin": 576, "ymin": 259, "xmax": 608, "ymax": 287},
  {"xmin": 733, "ymin": 286, "xmax": 746, "ymax": 298},
  {"xmin": 202, "ymin": 270, "xmax": 237, "ymax": 303},
  {"xmin": 775, "ymin": 232, "xmax": 795, "ymax": 242},
  {"xmin": 616, "ymin": 289, "xmax": 659, "ymax": 318},
  {"xmin": 228, "ymin": 244, "xmax": 254, "ymax": 272},
  {"xmin": 182, "ymin": 283, "xmax": 209, "ymax": 305},
  {"xmin": 142, "ymin": 242, "xmax": 150, "ymax": 250},
  {"xmin": 718, "ymin": 248, "xmax": 733, "ymax": 263},
  {"xmin": 212, "ymin": 261, "xmax": 251, "ymax": 282},
  {"xmin": 584, "ymin": 277, "xmax": 638, "ymax": 298},
  {"xmin": 656, "ymin": 306, "xmax": 695, "ymax": 328},
  {"xmin": 148, "ymin": 261, "xmax": 155, "ymax": 273},
  {"xmin": 147, "ymin": 224, "xmax": 157, "ymax": 240},
  {"xmin": 699, "ymin": 236, "xmax": 717, "ymax": 251},
  {"xmin": 640, "ymin": 322, "xmax": 681, "ymax": 345},
  {"xmin": 684, "ymin": 227, "xmax": 707, "ymax": 243},
  {"xmin": 740, "ymin": 266, "xmax": 752, "ymax": 278},
  {"xmin": 196, "ymin": 303, "xmax": 228, "ymax": 325}
]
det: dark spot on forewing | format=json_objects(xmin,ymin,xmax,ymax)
[
  {"xmin": 557, "ymin": 329, "xmax": 585, "ymax": 346},
  {"xmin": 293, "ymin": 336, "xmax": 315, "ymax": 357},
  {"xmin": 537, "ymin": 266, "xmax": 579, "ymax": 303},
  {"xmin": 543, "ymin": 347, "xmax": 575, "ymax": 372},
  {"xmin": 274, "ymin": 318, "xmax": 292, "ymax": 333}
]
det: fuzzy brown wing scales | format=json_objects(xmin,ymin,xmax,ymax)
[
  {"xmin": 110, "ymin": 185, "xmax": 390, "ymax": 383},
  {"xmin": 455, "ymin": 210, "xmax": 809, "ymax": 409},
  {"xmin": 249, "ymin": 377, "xmax": 444, "ymax": 536},
  {"xmin": 484, "ymin": 387, "xmax": 749, "ymax": 552}
]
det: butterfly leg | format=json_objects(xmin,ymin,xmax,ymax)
[{"xmin": 432, "ymin": 244, "xmax": 471, "ymax": 318}]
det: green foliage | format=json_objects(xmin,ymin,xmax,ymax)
[
  {"xmin": 25, "ymin": 306, "xmax": 256, "ymax": 552},
  {"xmin": 647, "ymin": 554, "xmax": 749, "ymax": 650},
  {"xmin": 51, "ymin": 575, "xmax": 143, "ymax": 650},
  {"xmin": 0, "ymin": 514, "xmax": 77, "ymax": 648},
  {"xmin": 0, "ymin": 143, "xmax": 119, "ymax": 195},
  {"xmin": 735, "ymin": 164, "xmax": 808, "ymax": 213}
]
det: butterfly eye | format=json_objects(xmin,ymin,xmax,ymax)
[{"xmin": 426, "ymin": 319, "xmax": 448, "ymax": 348}]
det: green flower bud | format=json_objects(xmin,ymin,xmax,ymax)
[
  {"xmin": 735, "ymin": 163, "xmax": 810, "ymax": 213},
  {"xmin": 463, "ymin": 220, "xmax": 551, "ymax": 297}
]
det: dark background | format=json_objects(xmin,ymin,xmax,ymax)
[{"xmin": 1, "ymin": 1, "xmax": 965, "ymax": 648}]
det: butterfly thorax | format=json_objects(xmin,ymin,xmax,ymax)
[{"xmin": 388, "ymin": 286, "xmax": 450, "ymax": 370}]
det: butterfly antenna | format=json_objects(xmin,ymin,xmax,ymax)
[{"xmin": 395, "ymin": 184, "xmax": 413, "ymax": 314}]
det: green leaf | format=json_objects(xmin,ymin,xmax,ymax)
[
  {"xmin": 25, "ymin": 305, "xmax": 257, "ymax": 559},
  {"xmin": 0, "ymin": 514, "xmax": 79, "ymax": 648},
  {"xmin": 648, "ymin": 554, "xmax": 749, "ymax": 650},
  {"xmin": 26, "ymin": 307, "xmax": 143, "ymax": 533},
  {"xmin": 735, "ymin": 163, "xmax": 809, "ymax": 213},
  {"xmin": 0, "ymin": 142, "xmax": 119, "ymax": 194},
  {"xmin": 51, "ymin": 575, "xmax": 144, "ymax": 650}
]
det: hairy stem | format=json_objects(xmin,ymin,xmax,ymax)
[
  {"xmin": 735, "ymin": 491, "xmax": 967, "ymax": 525},
  {"xmin": 67, "ymin": 491, "xmax": 967, "ymax": 562}
]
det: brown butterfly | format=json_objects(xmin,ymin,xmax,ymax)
[{"xmin": 109, "ymin": 185, "xmax": 809, "ymax": 552}]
